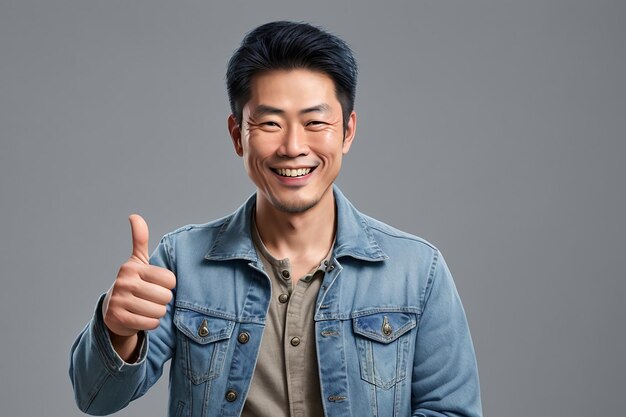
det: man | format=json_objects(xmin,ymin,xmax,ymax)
[{"xmin": 70, "ymin": 21, "xmax": 482, "ymax": 417}]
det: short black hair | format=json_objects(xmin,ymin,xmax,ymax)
[{"xmin": 226, "ymin": 21, "xmax": 358, "ymax": 129}]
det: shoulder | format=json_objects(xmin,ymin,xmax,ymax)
[
  {"xmin": 358, "ymin": 212, "xmax": 439, "ymax": 254},
  {"xmin": 158, "ymin": 212, "xmax": 240, "ymax": 256},
  {"xmin": 164, "ymin": 214, "xmax": 232, "ymax": 240}
]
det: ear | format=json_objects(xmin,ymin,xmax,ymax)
[
  {"xmin": 342, "ymin": 111, "xmax": 357, "ymax": 154},
  {"xmin": 228, "ymin": 114, "xmax": 244, "ymax": 157}
]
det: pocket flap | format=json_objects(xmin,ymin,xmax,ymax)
[
  {"xmin": 353, "ymin": 312, "xmax": 416, "ymax": 344},
  {"xmin": 174, "ymin": 308, "xmax": 235, "ymax": 344}
]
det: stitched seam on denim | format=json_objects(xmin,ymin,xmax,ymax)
[
  {"xmin": 92, "ymin": 315, "xmax": 123, "ymax": 373},
  {"xmin": 319, "ymin": 311, "xmax": 420, "ymax": 320},
  {"xmin": 354, "ymin": 320, "xmax": 416, "ymax": 343},
  {"xmin": 174, "ymin": 304, "xmax": 238, "ymax": 321},
  {"xmin": 163, "ymin": 235, "xmax": 175, "ymax": 272},
  {"xmin": 165, "ymin": 221, "xmax": 224, "ymax": 238},
  {"xmin": 174, "ymin": 302, "xmax": 267, "ymax": 324},
  {"xmin": 367, "ymin": 223, "xmax": 438, "ymax": 249},
  {"xmin": 359, "ymin": 216, "xmax": 386, "ymax": 254},
  {"xmin": 83, "ymin": 371, "xmax": 111, "ymax": 412},
  {"xmin": 420, "ymin": 249, "xmax": 439, "ymax": 317},
  {"xmin": 207, "ymin": 215, "xmax": 232, "ymax": 258},
  {"xmin": 175, "ymin": 401, "xmax": 185, "ymax": 417},
  {"xmin": 350, "ymin": 307, "xmax": 420, "ymax": 318}
]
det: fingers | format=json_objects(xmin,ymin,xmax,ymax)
[
  {"xmin": 131, "ymin": 278, "xmax": 174, "ymax": 305},
  {"xmin": 124, "ymin": 296, "xmax": 168, "ymax": 319},
  {"xmin": 139, "ymin": 265, "xmax": 177, "ymax": 290},
  {"xmin": 129, "ymin": 214, "xmax": 149, "ymax": 264},
  {"xmin": 116, "ymin": 263, "xmax": 176, "ymax": 299},
  {"xmin": 108, "ymin": 308, "xmax": 162, "ymax": 333}
]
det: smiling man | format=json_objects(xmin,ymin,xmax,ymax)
[{"xmin": 70, "ymin": 21, "xmax": 482, "ymax": 417}]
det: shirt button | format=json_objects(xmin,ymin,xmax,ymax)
[
  {"xmin": 290, "ymin": 336, "xmax": 301, "ymax": 347},
  {"xmin": 225, "ymin": 389, "xmax": 238, "ymax": 402},
  {"xmin": 237, "ymin": 331, "xmax": 250, "ymax": 344},
  {"xmin": 281, "ymin": 270, "xmax": 290, "ymax": 279},
  {"xmin": 278, "ymin": 293, "xmax": 289, "ymax": 303}
]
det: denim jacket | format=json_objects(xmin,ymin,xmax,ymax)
[{"xmin": 70, "ymin": 186, "xmax": 482, "ymax": 417}]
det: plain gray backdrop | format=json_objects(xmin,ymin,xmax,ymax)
[{"xmin": 1, "ymin": 0, "xmax": 624, "ymax": 416}]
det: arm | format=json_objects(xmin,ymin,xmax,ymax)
[
  {"xmin": 69, "ymin": 216, "xmax": 177, "ymax": 415},
  {"xmin": 411, "ymin": 252, "xmax": 483, "ymax": 417}
]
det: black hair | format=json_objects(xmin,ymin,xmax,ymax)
[{"xmin": 226, "ymin": 21, "xmax": 358, "ymax": 129}]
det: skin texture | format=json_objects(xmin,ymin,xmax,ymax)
[{"xmin": 228, "ymin": 69, "xmax": 357, "ymax": 279}]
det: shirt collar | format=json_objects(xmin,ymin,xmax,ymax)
[{"xmin": 204, "ymin": 185, "xmax": 388, "ymax": 263}]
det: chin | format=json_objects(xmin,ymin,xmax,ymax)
[{"xmin": 270, "ymin": 196, "xmax": 319, "ymax": 214}]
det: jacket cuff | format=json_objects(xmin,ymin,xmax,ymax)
[{"xmin": 92, "ymin": 293, "xmax": 148, "ymax": 372}]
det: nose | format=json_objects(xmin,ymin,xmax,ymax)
[{"xmin": 277, "ymin": 125, "xmax": 309, "ymax": 158}]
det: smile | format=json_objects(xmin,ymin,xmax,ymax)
[{"xmin": 272, "ymin": 167, "xmax": 313, "ymax": 177}]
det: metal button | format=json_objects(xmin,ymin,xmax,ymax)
[
  {"xmin": 278, "ymin": 293, "xmax": 289, "ymax": 303},
  {"xmin": 290, "ymin": 336, "xmax": 301, "ymax": 347},
  {"xmin": 281, "ymin": 270, "xmax": 290, "ymax": 279},
  {"xmin": 327, "ymin": 264, "xmax": 335, "ymax": 271},
  {"xmin": 237, "ymin": 331, "xmax": 250, "ymax": 344},
  {"xmin": 225, "ymin": 389, "xmax": 238, "ymax": 402},
  {"xmin": 198, "ymin": 319, "xmax": 209, "ymax": 337},
  {"xmin": 382, "ymin": 316, "xmax": 393, "ymax": 336}
]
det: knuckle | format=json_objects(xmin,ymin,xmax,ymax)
[
  {"xmin": 166, "ymin": 272, "xmax": 177, "ymax": 289},
  {"xmin": 117, "ymin": 262, "xmax": 135, "ymax": 276},
  {"xmin": 108, "ymin": 308, "xmax": 126, "ymax": 325}
]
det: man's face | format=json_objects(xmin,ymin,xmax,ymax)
[{"xmin": 229, "ymin": 69, "xmax": 356, "ymax": 214}]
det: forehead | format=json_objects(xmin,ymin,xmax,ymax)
[{"xmin": 245, "ymin": 69, "xmax": 340, "ymax": 112}]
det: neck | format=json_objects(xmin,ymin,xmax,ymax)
[{"xmin": 254, "ymin": 190, "xmax": 336, "ymax": 262}]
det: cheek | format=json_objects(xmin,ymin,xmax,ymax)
[{"xmin": 243, "ymin": 150, "xmax": 270, "ymax": 174}]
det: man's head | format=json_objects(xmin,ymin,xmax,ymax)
[{"xmin": 226, "ymin": 21, "xmax": 358, "ymax": 131}]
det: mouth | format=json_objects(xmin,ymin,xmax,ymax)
[{"xmin": 271, "ymin": 167, "xmax": 315, "ymax": 178}]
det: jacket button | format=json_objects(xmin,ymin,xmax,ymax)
[
  {"xmin": 225, "ymin": 389, "xmax": 238, "ymax": 402},
  {"xmin": 237, "ymin": 331, "xmax": 250, "ymax": 344},
  {"xmin": 281, "ymin": 270, "xmax": 290, "ymax": 279},
  {"xmin": 278, "ymin": 293, "xmax": 289, "ymax": 303},
  {"xmin": 198, "ymin": 319, "xmax": 209, "ymax": 337},
  {"xmin": 290, "ymin": 336, "xmax": 301, "ymax": 347},
  {"xmin": 382, "ymin": 316, "xmax": 393, "ymax": 336}
]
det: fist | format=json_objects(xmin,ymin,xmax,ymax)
[{"xmin": 103, "ymin": 214, "xmax": 176, "ymax": 338}]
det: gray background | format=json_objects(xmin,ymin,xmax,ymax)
[{"xmin": 1, "ymin": 0, "xmax": 624, "ymax": 416}]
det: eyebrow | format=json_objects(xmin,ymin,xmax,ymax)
[{"xmin": 251, "ymin": 103, "xmax": 331, "ymax": 118}]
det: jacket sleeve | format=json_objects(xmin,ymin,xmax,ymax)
[
  {"xmin": 411, "ymin": 251, "xmax": 483, "ymax": 417},
  {"xmin": 68, "ymin": 236, "xmax": 177, "ymax": 415}
]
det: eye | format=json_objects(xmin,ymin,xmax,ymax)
[
  {"xmin": 254, "ymin": 120, "xmax": 282, "ymax": 131},
  {"xmin": 306, "ymin": 120, "xmax": 327, "ymax": 127}
]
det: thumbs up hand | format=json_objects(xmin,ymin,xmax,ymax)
[{"xmin": 102, "ymin": 214, "xmax": 176, "ymax": 360}]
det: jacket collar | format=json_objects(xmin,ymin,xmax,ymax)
[{"xmin": 204, "ymin": 185, "xmax": 388, "ymax": 263}]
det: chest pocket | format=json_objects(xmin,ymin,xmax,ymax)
[
  {"xmin": 353, "ymin": 312, "xmax": 416, "ymax": 389},
  {"xmin": 174, "ymin": 308, "xmax": 235, "ymax": 384}
]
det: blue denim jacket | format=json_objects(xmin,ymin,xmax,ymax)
[{"xmin": 70, "ymin": 186, "xmax": 482, "ymax": 417}]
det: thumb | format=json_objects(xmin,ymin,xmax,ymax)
[{"xmin": 129, "ymin": 214, "xmax": 150, "ymax": 264}]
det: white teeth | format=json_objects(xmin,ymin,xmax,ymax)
[{"xmin": 277, "ymin": 168, "xmax": 311, "ymax": 177}]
